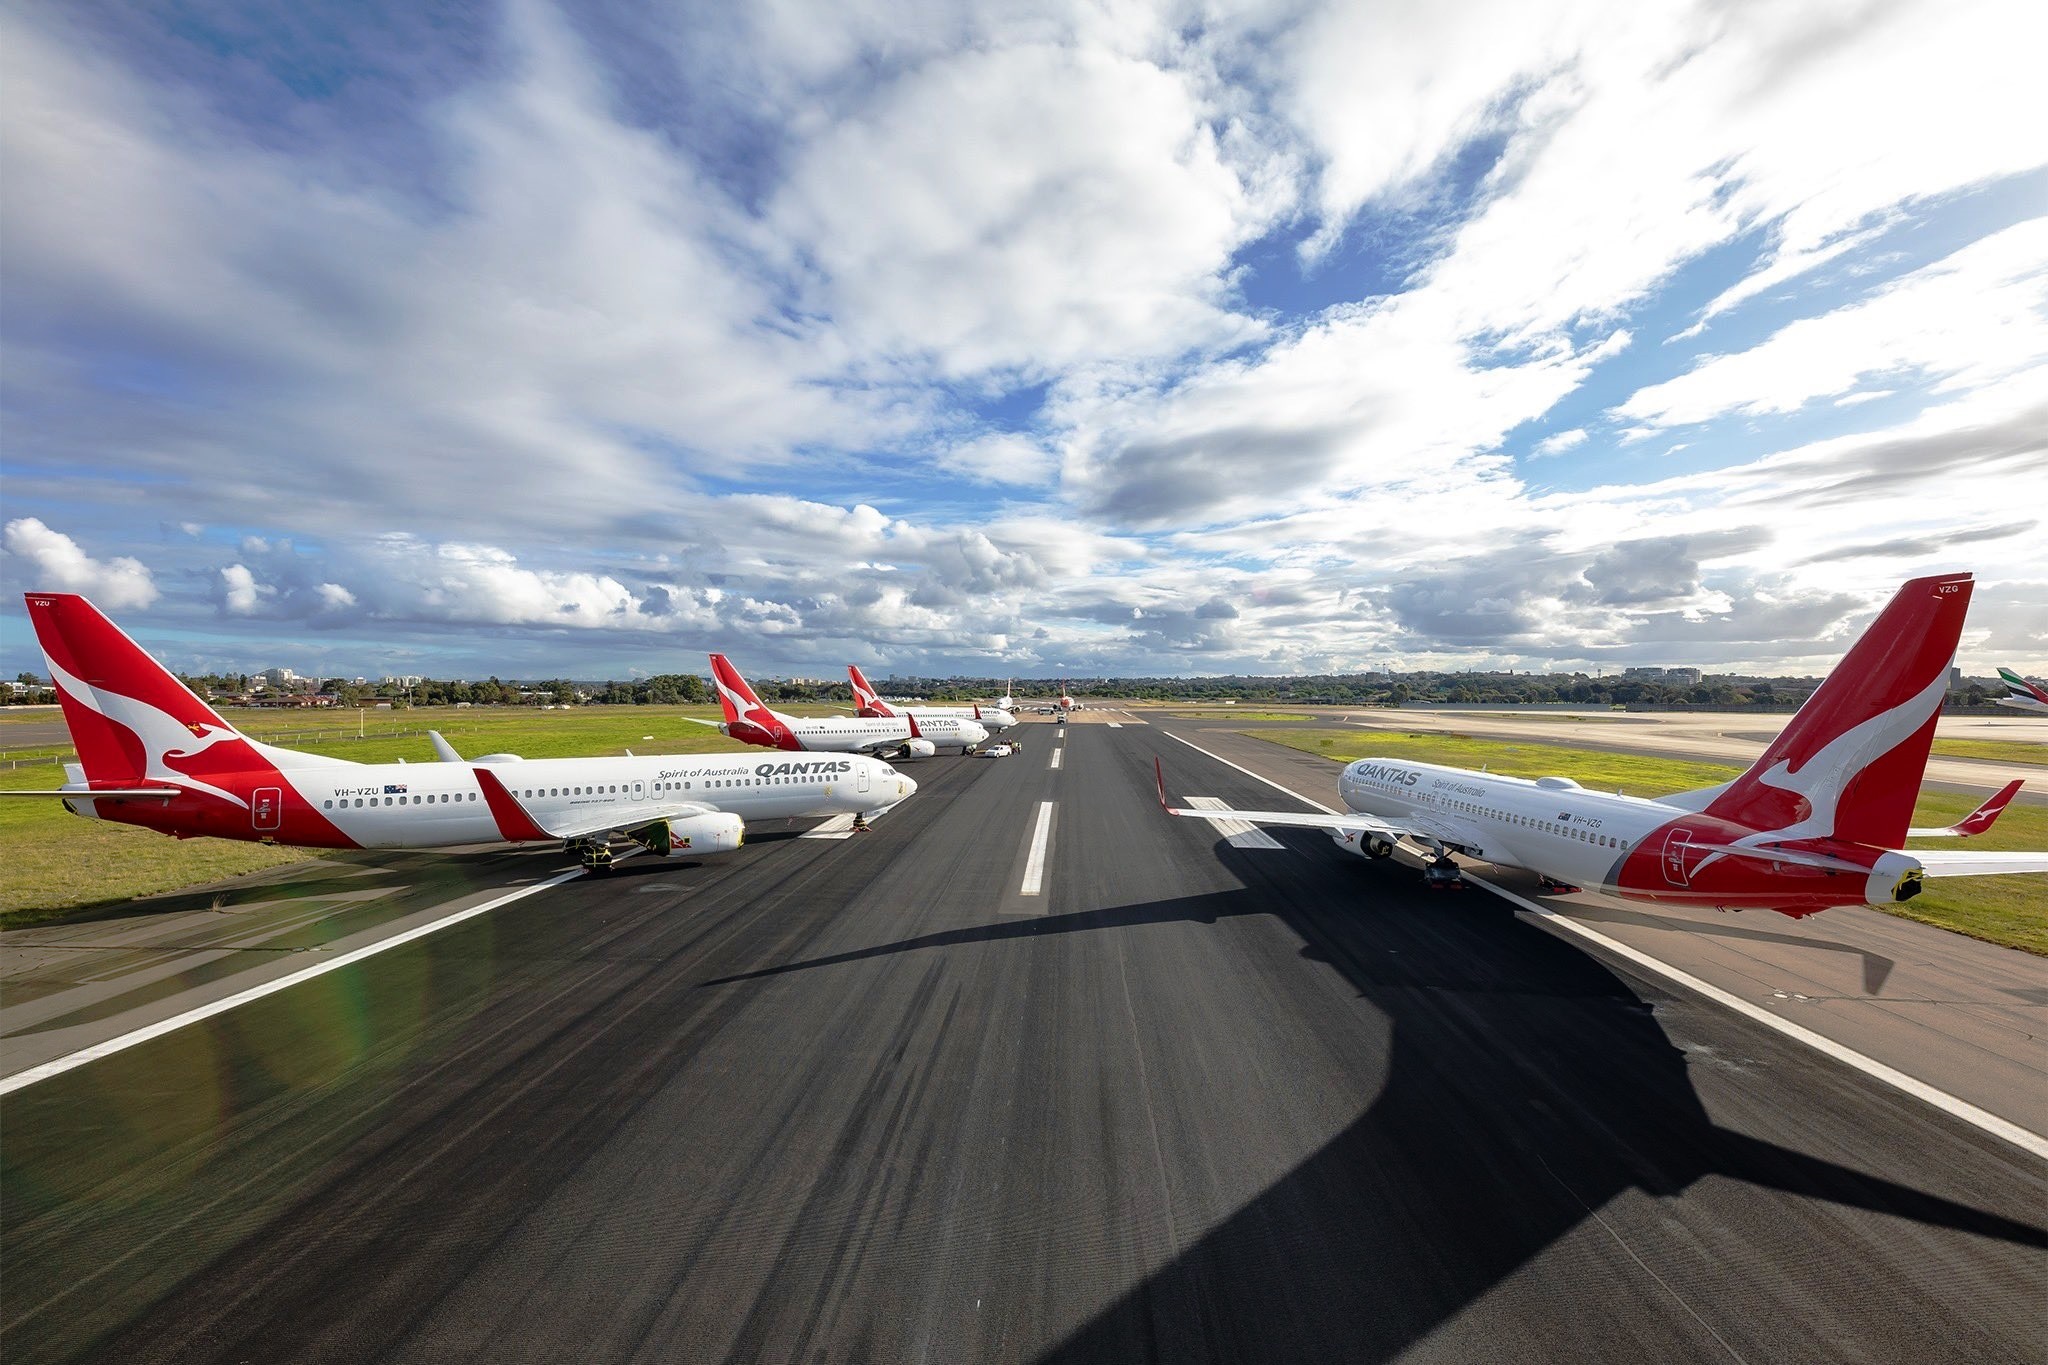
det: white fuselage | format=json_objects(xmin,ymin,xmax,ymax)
[
  {"xmin": 787, "ymin": 714, "xmax": 988, "ymax": 752},
  {"xmin": 1336, "ymin": 757, "xmax": 1673, "ymax": 889},
  {"xmin": 890, "ymin": 705, "xmax": 1017, "ymax": 732},
  {"xmin": 302, "ymin": 751, "xmax": 910, "ymax": 849}
]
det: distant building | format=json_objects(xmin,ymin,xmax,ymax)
[
  {"xmin": 381, "ymin": 674, "xmax": 423, "ymax": 688},
  {"xmin": 1622, "ymin": 666, "xmax": 1667, "ymax": 681},
  {"xmin": 1665, "ymin": 667, "xmax": 1702, "ymax": 686}
]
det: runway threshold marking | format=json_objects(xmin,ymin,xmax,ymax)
[
  {"xmin": 1020, "ymin": 801, "xmax": 1056, "ymax": 896},
  {"xmin": 802, "ymin": 813, "xmax": 859, "ymax": 839},
  {"xmin": 1107, "ymin": 722, "xmax": 1123, "ymax": 728},
  {"xmin": 0, "ymin": 863, "xmax": 598, "ymax": 1096},
  {"xmin": 1157, "ymin": 729, "xmax": 2048, "ymax": 1160},
  {"xmin": 1050, "ymin": 748, "xmax": 1064, "ymax": 770}
]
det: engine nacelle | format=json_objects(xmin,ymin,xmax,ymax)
[
  {"xmin": 1330, "ymin": 829, "xmax": 1396, "ymax": 859},
  {"xmin": 631, "ymin": 813, "xmax": 746, "ymax": 857},
  {"xmin": 897, "ymin": 738, "xmax": 937, "ymax": 759}
]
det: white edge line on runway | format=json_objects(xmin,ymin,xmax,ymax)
[
  {"xmin": 0, "ymin": 863, "xmax": 594, "ymax": 1096},
  {"xmin": 1049, "ymin": 748, "xmax": 1064, "ymax": 770},
  {"xmin": 1020, "ymin": 801, "xmax": 1055, "ymax": 896},
  {"xmin": 1156, "ymin": 727, "xmax": 2048, "ymax": 1161}
]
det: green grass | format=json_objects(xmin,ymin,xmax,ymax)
[
  {"xmin": 1929, "ymin": 737, "xmax": 2048, "ymax": 766},
  {"xmin": 1248, "ymin": 727, "xmax": 2048, "ymax": 956},
  {"xmin": 1154, "ymin": 709, "xmax": 1319, "ymax": 722},
  {"xmin": 0, "ymin": 706, "xmax": 763, "ymax": 924}
]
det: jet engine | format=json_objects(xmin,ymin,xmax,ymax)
[
  {"xmin": 891, "ymin": 739, "xmax": 937, "ymax": 759},
  {"xmin": 1332, "ymin": 829, "xmax": 1398, "ymax": 860},
  {"xmin": 630, "ymin": 813, "xmax": 746, "ymax": 857}
]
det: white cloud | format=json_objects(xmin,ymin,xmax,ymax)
[
  {"xmin": 1532, "ymin": 429, "xmax": 1588, "ymax": 457},
  {"xmin": 2, "ymin": 518, "xmax": 158, "ymax": 608},
  {"xmin": 316, "ymin": 582, "xmax": 356, "ymax": 609},
  {"xmin": 220, "ymin": 564, "xmax": 273, "ymax": 614},
  {"xmin": 1616, "ymin": 219, "xmax": 2048, "ymax": 428}
]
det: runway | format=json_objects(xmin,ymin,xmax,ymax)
[{"xmin": 2, "ymin": 721, "xmax": 2043, "ymax": 1363}]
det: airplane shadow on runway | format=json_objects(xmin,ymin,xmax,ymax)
[
  {"xmin": 704, "ymin": 864, "xmax": 2044, "ymax": 1363},
  {"xmin": 1560, "ymin": 903, "xmax": 1896, "ymax": 995}
]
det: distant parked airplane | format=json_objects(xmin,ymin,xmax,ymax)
[
  {"xmin": 1994, "ymin": 666, "xmax": 2048, "ymax": 715},
  {"xmin": 848, "ymin": 664, "xmax": 1016, "ymax": 732},
  {"xmin": 1, "ymin": 595, "xmax": 915, "ymax": 872},
  {"xmin": 701, "ymin": 654, "xmax": 988, "ymax": 757},
  {"xmin": 1158, "ymin": 573, "xmax": 2047, "ymax": 916}
]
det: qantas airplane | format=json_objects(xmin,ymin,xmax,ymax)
[
  {"xmin": 2, "ymin": 594, "xmax": 917, "ymax": 872},
  {"xmin": 1158, "ymin": 573, "xmax": 2048, "ymax": 916},
  {"xmin": 1994, "ymin": 666, "xmax": 2048, "ymax": 715},
  {"xmin": 700, "ymin": 654, "xmax": 989, "ymax": 757},
  {"xmin": 847, "ymin": 665, "xmax": 1017, "ymax": 732}
]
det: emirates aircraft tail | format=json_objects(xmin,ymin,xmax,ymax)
[
  {"xmin": 848, "ymin": 664, "xmax": 896, "ymax": 718},
  {"xmin": 1704, "ymin": 573, "xmax": 1971, "ymax": 847},
  {"xmin": 707, "ymin": 654, "xmax": 801, "ymax": 749},
  {"xmin": 25, "ymin": 592, "xmax": 256, "ymax": 787}
]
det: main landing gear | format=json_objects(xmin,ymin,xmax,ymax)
[
  {"xmin": 1538, "ymin": 874, "xmax": 1581, "ymax": 894},
  {"xmin": 568, "ymin": 837, "xmax": 614, "ymax": 873},
  {"xmin": 1422, "ymin": 851, "xmax": 1464, "ymax": 891}
]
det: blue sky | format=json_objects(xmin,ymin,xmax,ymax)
[{"xmin": 3, "ymin": 0, "xmax": 2045, "ymax": 681}]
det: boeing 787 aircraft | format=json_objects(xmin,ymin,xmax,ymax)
[
  {"xmin": 2, "ymin": 594, "xmax": 916, "ymax": 872},
  {"xmin": 1159, "ymin": 573, "xmax": 2047, "ymax": 916}
]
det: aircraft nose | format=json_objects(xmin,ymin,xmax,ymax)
[{"xmin": 900, "ymin": 774, "xmax": 918, "ymax": 799}]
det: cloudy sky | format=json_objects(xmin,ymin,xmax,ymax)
[{"xmin": 3, "ymin": 0, "xmax": 2045, "ymax": 682}]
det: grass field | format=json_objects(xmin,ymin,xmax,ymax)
[
  {"xmin": 1928, "ymin": 737, "xmax": 2048, "ymax": 765},
  {"xmin": 0, "ymin": 706, "xmax": 764, "ymax": 925},
  {"xmin": 1248, "ymin": 727, "xmax": 2048, "ymax": 955},
  {"xmin": 1153, "ymin": 710, "xmax": 1319, "ymax": 722}
]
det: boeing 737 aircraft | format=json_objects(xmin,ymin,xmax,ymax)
[
  {"xmin": 1995, "ymin": 666, "xmax": 2048, "ymax": 715},
  {"xmin": 1158, "ymin": 573, "xmax": 2048, "ymax": 917},
  {"xmin": 702, "ymin": 655, "xmax": 989, "ymax": 756},
  {"xmin": 2, "ymin": 594, "xmax": 916, "ymax": 872},
  {"xmin": 848, "ymin": 665, "xmax": 1017, "ymax": 732}
]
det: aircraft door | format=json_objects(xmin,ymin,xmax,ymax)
[
  {"xmin": 252, "ymin": 787, "xmax": 282, "ymax": 833},
  {"xmin": 1662, "ymin": 827, "xmax": 1696, "ymax": 887},
  {"xmin": 857, "ymin": 765, "xmax": 871, "ymax": 796}
]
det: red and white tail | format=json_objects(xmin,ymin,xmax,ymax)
[
  {"xmin": 23, "ymin": 592, "xmax": 254, "ymax": 787},
  {"xmin": 707, "ymin": 654, "xmax": 800, "ymax": 747},
  {"xmin": 848, "ymin": 664, "xmax": 896, "ymax": 717},
  {"xmin": 1705, "ymin": 573, "xmax": 1971, "ymax": 847}
]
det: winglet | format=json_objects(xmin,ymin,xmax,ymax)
[
  {"xmin": 473, "ymin": 767, "xmax": 553, "ymax": 843},
  {"xmin": 907, "ymin": 712, "xmax": 923, "ymax": 740},
  {"xmin": 973, "ymin": 704, "xmax": 982, "ymax": 720},
  {"xmin": 1907, "ymin": 779, "xmax": 2026, "ymax": 838},
  {"xmin": 428, "ymin": 729, "xmax": 463, "ymax": 762}
]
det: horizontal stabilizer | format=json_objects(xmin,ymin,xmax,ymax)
[
  {"xmin": 0, "ymin": 787, "xmax": 181, "ymax": 800},
  {"xmin": 1906, "ymin": 780, "xmax": 2024, "ymax": 838},
  {"xmin": 1913, "ymin": 850, "xmax": 2048, "ymax": 877}
]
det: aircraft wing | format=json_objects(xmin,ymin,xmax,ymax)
[
  {"xmin": 473, "ymin": 767, "xmax": 720, "ymax": 842},
  {"xmin": 1905, "ymin": 780, "xmax": 2023, "ymax": 838},
  {"xmin": 1153, "ymin": 759, "xmax": 1480, "ymax": 851},
  {"xmin": 1911, "ymin": 850, "xmax": 2048, "ymax": 877}
]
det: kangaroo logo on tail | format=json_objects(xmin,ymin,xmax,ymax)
[
  {"xmin": 848, "ymin": 665, "xmax": 895, "ymax": 718},
  {"xmin": 708, "ymin": 654, "xmax": 804, "ymax": 750}
]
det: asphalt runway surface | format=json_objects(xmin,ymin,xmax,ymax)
[{"xmin": 3, "ymin": 720, "xmax": 2043, "ymax": 1363}]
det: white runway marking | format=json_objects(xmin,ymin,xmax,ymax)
[
  {"xmin": 801, "ymin": 813, "xmax": 859, "ymax": 839},
  {"xmin": 1049, "ymin": 748, "xmax": 1064, "ymax": 769},
  {"xmin": 1106, "ymin": 722, "xmax": 1123, "ymax": 728},
  {"xmin": 1156, "ymin": 728, "xmax": 2048, "ymax": 1160},
  {"xmin": 1020, "ymin": 801, "xmax": 1056, "ymax": 896},
  {"xmin": 1183, "ymin": 796, "xmax": 1284, "ymax": 848},
  {"xmin": 0, "ymin": 862, "xmax": 598, "ymax": 1095}
]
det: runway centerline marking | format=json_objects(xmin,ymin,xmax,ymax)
[
  {"xmin": 1049, "ymin": 748, "xmax": 1064, "ymax": 770},
  {"xmin": 0, "ymin": 863, "xmax": 600, "ymax": 1096},
  {"xmin": 1020, "ymin": 801, "xmax": 1056, "ymax": 897},
  {"xmin": 1154, "ymin": 726, "xmax": 2048, "ymax": 1160}
]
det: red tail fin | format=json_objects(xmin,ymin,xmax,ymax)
[
  {"xmin": 707, "ymin": 654, "xmax": 801, "ymax": 749},
  {"xmin": 1705, "ymin": 574, "xmax": 1971, "ymax": 847},
  {"xmin": 24, "ymin": 592, "xmax": 248, "ymax": 785},
  {"xmin": 848, "ymin": 664, "xmax": 895, "ymax": 717}
]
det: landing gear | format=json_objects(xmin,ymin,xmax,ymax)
[
  {"xmin": 1538, "ymin": 874, "xmax": 1580, "ymax": 894},
  {"xmin": 851, "ymin": 812, "xmax": 871, "ymax": 833},
  {"xmin": 575, "ymin": 838, "xmax": 615, "ymax": 873},
  {"xmin": 1422, "ymin": 853, "xmax": 1464, "ymax": 891}
]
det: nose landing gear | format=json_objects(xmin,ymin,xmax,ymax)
[{"xmin": 1422, "ymin": 853, "xmax": 1464, "ymax": 891}]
